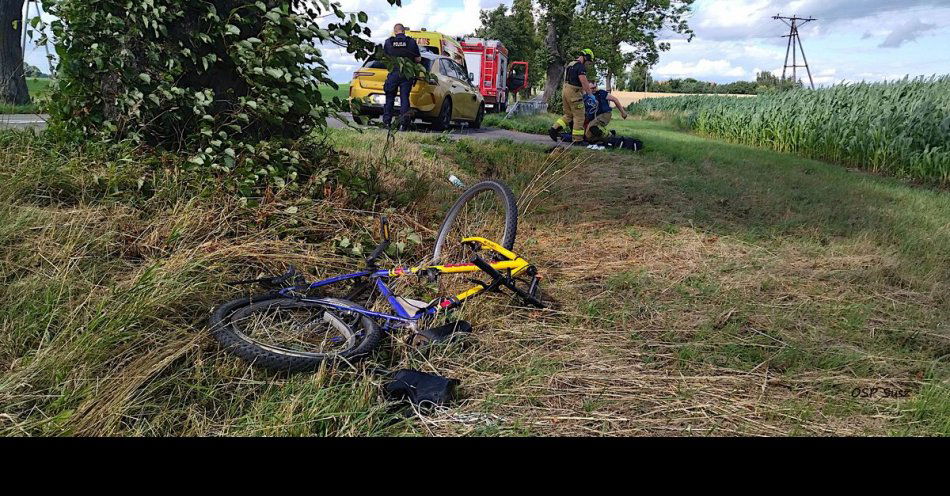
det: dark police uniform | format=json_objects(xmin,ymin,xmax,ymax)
[{"xmin": 382, "ymin": 33, "xmax": 421, "ymax": 127}]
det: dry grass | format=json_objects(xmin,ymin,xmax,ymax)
[
  {"xmin": 611, "ymin": 91, "xmax": 755, "ymax": 108},
  {"xmin": 0, "ymin": 125, "xmax": 947, "ymax": 436}
]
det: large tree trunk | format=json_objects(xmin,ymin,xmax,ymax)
[
  {"xmin": 96, "ymin": 1, "xmax": 276, "ymax": 141},
  {"xmin": 0, "ymin": 0, "xmax": 30, "ymax": 105},
  {"xmin": 541, "ymin": 18, "xmax": 563, "ymax": 103}
]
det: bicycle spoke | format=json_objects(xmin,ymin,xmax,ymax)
[
  {"xmin": 437, "ymin": 190, "xmax": 509, "ymax": 295},
  {"xmin": 231, "ymin": 302, "xmax": 355, "ymax": 355}
]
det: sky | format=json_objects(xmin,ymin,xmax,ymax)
[{"xmin": 22, "ymin": 0, "xmax": 950, "ymax": 86}]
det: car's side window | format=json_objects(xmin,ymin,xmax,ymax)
[
  {"xmin": 442, "ymin": 59, "xmax": 465, "ymax": 82},
  {"xmin": 454, "ymin": 61, "xmax": 473, "ymax": 86},
  {"xmin": 439, "ymin": 59, "xmax": 453, "ymax": 79}
]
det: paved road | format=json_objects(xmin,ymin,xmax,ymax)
[
  {"xmin": 0, "ymin": 114, "xmax": 49, "ymax": 129},
  {"xmin": 0, "ymin": 113, "xmax": 557, "ymax": 146},
  {"xmin": 328, "ymin": 114, "xmax": 555, "ymax": 145}
]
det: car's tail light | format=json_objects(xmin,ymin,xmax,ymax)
[{"xmin": 353, "ymin": 71, "xmax": 374, "ymax": 78}]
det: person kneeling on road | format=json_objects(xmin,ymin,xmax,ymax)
[
  {"xmin": 585, "ymin": 80, "xmax": 628, "ymax": 145},
  {"xmin": 548, "ymin": 49, "xmax": 595, "ymax": 146},
  {"xmin": 382, "ymin": 23, "xmax": 421, "ymax": 131}
]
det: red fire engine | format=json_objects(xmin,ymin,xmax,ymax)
[{"xmin": 460, "ymin": 38, "xmax": 529, "ymax": 113}]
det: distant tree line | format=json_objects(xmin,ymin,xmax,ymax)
[
  {"xmin": 472, "ymin": 2, "xmax": 810, "ymax": 99},
  {"xmin": 613, "ymin": 68, "xmax": 805, "ymax": 95},
  {"xmin": 24, "ymin": 62, "xmax": 49, "ymax": 78},
  {"xmin": 471, "ymin": 0, "xmax": 693, "ymax": 102}
]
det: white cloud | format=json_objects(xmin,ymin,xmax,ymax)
[
  {"xmin": 653, "ymin": 0, "xmax": 950, "ymax": 85},
  {"xmin": 22, "ymin": 0, "xmax": 950, "ymax": 86},
  {"xmin": 688, "ymin": 0, "xmax": 950, "ymax": 41},
  {"xmin": 654, "ymin": 59, "xmax": 750, "ymax": 79},
  {"xmin": 879, "ymin": 19, "xmax": 938, "ymax": 48}
]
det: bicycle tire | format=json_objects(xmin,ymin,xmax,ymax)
[
  {"xmin": 432, "ymin": 179, "xmax": 518, "ymax": 263},
  {"xmin": 210, "ymin": 293, "xmax": 382, "ymax": 372}
]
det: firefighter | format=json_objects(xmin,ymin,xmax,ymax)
[
  {"xmin": 585, "ymin": 79, "xmax": 628, "ymax": 144},
  {"xmin": 548, "ymin": 48, "xmax": 595, "ymax": 145},
  {"xmin": 382, "ymin": 23, "xmax": 422, "ymax": 130}
]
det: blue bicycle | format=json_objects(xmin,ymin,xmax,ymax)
[{"xmin": 209, "ymin": 180, "xmax": 550, "ymax": 372}]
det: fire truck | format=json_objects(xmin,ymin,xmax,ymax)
[{"xmin": 460, "ymin": 38, "xmax": 529, "ymax": 113}]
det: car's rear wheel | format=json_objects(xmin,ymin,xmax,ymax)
[
  {"xmin": 470, "ymin": 104, "xmax": 485, "ymax": 129},
  {"xmin": 432, "ymin": 98, "xmax": 453, "ymax": 131}
]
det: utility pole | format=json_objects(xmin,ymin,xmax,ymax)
[
  {"xmin": 21, "ymin": 0, "xmax": 35, "ymax": 55},
  {"xmin": 772, "ymin": 14, "xmax": 816, "ymax": 89},
  {"xmin": 21, "ymin": 0, "xmax": 52, "ymax": 76}
]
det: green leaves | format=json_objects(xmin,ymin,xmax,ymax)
[
  {"xmin": 634, "ymin": 77, "xmax": 950, "ymax": 185},
  {"xmin": 42, "ymin": 0, "xmax": 374, "ymax": 196}
]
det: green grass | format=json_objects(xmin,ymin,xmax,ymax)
[
  {"xmin": 319, "ymin": 83, "xmax": 349, "ymax": 103},
  {"xmin": 27, "ymin": 77, "xmax": 50, "ymax": 96},
  {"xmin": 483, "ymin": 112, "xmax": 555, "ymax": 134},
  {"xmin": 628, "ymin": 77, "xmax": 950, "ymax": 185},
  {"xmin": 0, "ymin": 115, "xmax": 947, "ymax": 436},
  {"xmin": 5, "ymin": 79, "xmax": 335, "ymax": 114},
  {"xmin": 0, "ymin": 78, "xmax": 52, "ymax": 114}
]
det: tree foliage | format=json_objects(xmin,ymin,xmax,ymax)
[
  {"xmin": 537, "ymin": 0, "xmax": 574, "ymax": 102},
  {"xmin": 538, "ymin": 0, "xmax": 694, "ymax": 100},
  {"xmin": 573, "ymin": 0, "xmax": 694, "ymax": 89},
  {"xmin": 34, "ymin": 0, "xmax": 391, "ymax": 196},
  {"xmin": 755, "ymin": 70, "xmax": 804, "ymax": 93},
  {"xmin": 473, "ymin": 0, "xmax": 541, "ymax": 97},
  {"xmin": 23, "ymin": 62, "xmax": 48, "ymax": 78},
  {"xmin": 641, "ymin": 77, "xmax": 758, "ymax": 95},
  {"xmin": 475, "ymin": 0, "xmax": 539, "ymax": 66}
]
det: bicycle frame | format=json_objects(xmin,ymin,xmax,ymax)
[{"xmin": 276, "ymin": 237, "xmax": 533, "ymax": 330}]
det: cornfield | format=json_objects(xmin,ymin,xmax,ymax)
[{"xmin": 628, "ymin": 76, "xmax": 950, "ymax": 185}]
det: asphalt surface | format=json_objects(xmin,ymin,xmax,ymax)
[
  {"xmin": 0, "ymin": 114, "xmax": 49, "ymax": 129},
  {"xmin": 331, "ymin": 113, "xmax": 555, "ymax": 145},
  {"xmin": 0, "ymin": 113, "xmax": 558, "ymax": 146}
]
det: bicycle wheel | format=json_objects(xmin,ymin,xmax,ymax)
[
  {"xmin": 432, "ymin": 179, "xmax": 518, "ymax": 265},
  {"xmin": 210, "ymin": 294, "xmax": 382, "ymax": 372}
]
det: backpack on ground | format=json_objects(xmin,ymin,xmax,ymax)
[{"xmin": 604, "ymin": 135, "xmax": 643, "ymax": 151}]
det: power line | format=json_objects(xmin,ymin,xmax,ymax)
[
  {"xmin": 773, "ymin": 14, "xmax": 816, "ymax": 89},
  {"xmin": 21, "ymin": 0, "xmax": 54, "ymax": 75}
]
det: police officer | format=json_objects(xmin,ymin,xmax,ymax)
[
  {"xmin": 382, "ymin": 23, "xmax": 421, "ymax": 130},
  {"xmin": 548, "ymin": 49, "xmax": 595, "ymax": 146}
]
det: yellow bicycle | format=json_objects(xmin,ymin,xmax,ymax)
[{"xmin": 210, "ymin": 180, "xmax": 549, "ymax": 372}]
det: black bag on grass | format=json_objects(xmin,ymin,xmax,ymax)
[
  {"xmin": 384, "ymin": 369, "xmax": 460, "ymax": 408},
  {"xmin": 605, "ymin": 136, "xmax": 643, "ymax": 151}
]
